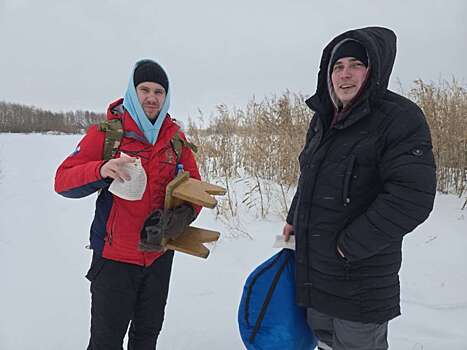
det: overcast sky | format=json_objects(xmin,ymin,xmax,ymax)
[{"xmin": 0, "ymin": 0, "xmax": 466, "ymax": 123}]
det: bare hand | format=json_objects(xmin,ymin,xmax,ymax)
[
  {"xmin": 100, "ymin": 156, "xmax": 136, "ymax": 182},
  {"xmin": 282, "ymin": 223, "xmax": 294, "ymax": 242}
]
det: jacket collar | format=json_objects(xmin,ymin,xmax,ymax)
[{"xmin": 106, "ymin": 98, "xmax": 180, "ymax": 150}]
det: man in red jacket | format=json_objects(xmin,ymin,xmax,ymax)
[{"xmin": 55, "ymin": 59, "xmax": 201, "ymax": 349}]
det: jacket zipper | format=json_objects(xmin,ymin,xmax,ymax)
[{"xmin": 342, "ymin": 154, "xmax": 356, "ymax": 206}]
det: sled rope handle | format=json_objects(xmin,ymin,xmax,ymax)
[
  {"xmin": 248, "ymin": 251, "xmax": 292, "ymax": 343},
  {"xmin": 244, "ymin": 250, "xmax": 284, "ymax": 327}
]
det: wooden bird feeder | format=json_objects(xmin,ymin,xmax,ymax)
[{"xmin": 163, "ymin": 172, "xmax": 226, "ymax": 258}]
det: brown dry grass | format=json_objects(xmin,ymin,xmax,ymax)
[{"xmin": 409, "ymin": 79, "xmax": 466, "ymax": 197}]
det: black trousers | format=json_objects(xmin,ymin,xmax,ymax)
[{"xmin": 85, "ymin": 251, "xmax": 174, "ymax": 350}]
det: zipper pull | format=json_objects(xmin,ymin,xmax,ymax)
[{"xmin": 176, "ymin": 163, "xmax": 184, "ymax": 175}]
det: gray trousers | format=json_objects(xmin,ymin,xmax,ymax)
[{"xmin": 307, "ymin": 308, "xmax": 389, "ymax": 350}]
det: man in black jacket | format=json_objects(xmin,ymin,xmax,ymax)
[{"xmin": 283, "ymin": 27, "xmax": 436, "ymax": 349}]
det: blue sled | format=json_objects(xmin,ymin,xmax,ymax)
[{"xmin": 238, "ymin": 249, "xmax": 317, "ymax": 350}]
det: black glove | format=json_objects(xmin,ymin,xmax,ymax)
[{"xmin": 139, "ymin": 204, "xmax": 196, "ymax": 251}]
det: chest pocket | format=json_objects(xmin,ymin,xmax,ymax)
[
  {"xmin": 342, "ymin": 155, "xmax": 356, "ymax": 206},
  {"xmin": 341, "ymin": 135, "xmax": 381, "ymax": 207},
  {"xmin": 149, "ymin": 145, "xmax": 178, "ymax": 185},
  {"xmin": 159, "ymin": 145, "xmax": 178, "ymax": 166}
]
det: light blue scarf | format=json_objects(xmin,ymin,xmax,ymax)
[{"xmin": 123, "ymin": 59, "xmax": 171, "ymax": 145}]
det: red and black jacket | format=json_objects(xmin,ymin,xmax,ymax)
[{"xmin": 55, "ymin": 99, "xmax": 201, "ymax": 266}]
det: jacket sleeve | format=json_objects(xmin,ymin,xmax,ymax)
[
  {"xmin": 54, "ymin": 125, "xmax": 110, "ymax": 198},
  {"xmin": 286, "ymin": 115, "xmax": 320, "ymax": 225},
  {"xmin": 338, "ymin": 105, "xmax": 437, "ymax": 262},
  {"xmin": 178, "ymin": 131, "xmax": 203, "ymax": 215}
]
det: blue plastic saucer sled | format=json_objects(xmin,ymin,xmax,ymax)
[{"xmin": 238, "ymin": 249, "xmax": 316, "ymax": 349}]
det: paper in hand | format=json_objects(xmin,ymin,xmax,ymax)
[
  {"xmin": 272, "ymin": 234, "xmax": 295, "ymax": 250},
  {"xmin": 108, "ymin": 153, "xmax": 147, "ymax": 201}
]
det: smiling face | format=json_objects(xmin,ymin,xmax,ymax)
[
  {"xmin": 135, "ymin": 82, "xmax": 166, "ymax": 120},
  {"xmin": 331, "ymin": 57, "xmax": 369, "ymax": 108}
]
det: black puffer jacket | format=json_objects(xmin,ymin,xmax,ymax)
[{"xmin": 287, "ymin": 27, "xmax": 436, "ymax": 323}]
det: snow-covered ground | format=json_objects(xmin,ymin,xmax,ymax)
[{"xmin": 0, "ymin": 133, "xmax": 466, "ymax": 350}]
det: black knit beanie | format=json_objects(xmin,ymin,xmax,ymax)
[
  {"xmin": 133, "ymin": 61, "xmax": 169, "ymax": 92},
  {"xmin": 331, "ymin": 40, "xmax": 368, "ymax": 68}
]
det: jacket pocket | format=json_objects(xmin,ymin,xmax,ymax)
[
  {"xmin": 106, "ymin": 202, "xmax": 120, "ymax": 246},
  {"xmin": 342, "ymin": 155, "xmax": 356, "ymax": 206}
]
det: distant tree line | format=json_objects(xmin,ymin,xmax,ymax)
[{"xmin": 0, "ymin": 101, "xmax": 105, "ymax": 134}]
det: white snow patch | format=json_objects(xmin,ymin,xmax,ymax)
[{"xmin": 0, "ymin": 133, "xmax": 466, "ymax": 349}]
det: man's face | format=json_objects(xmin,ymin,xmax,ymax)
[
  {"xmin": 136, "ymin": 82, "xmax": 166, "ymax": 120},
  {"xmin": 331, "ymin": 57, "xmax": 368, "ymax": 108}
]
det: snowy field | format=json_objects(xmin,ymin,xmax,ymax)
[{"xmin": 0, "ymin": 133, "xmax": 466, "ymax": 350}]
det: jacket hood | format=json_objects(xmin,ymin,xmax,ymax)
[{"xmin": 307, "ymin": 27, "xmax": 397, "ymax": 113}]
